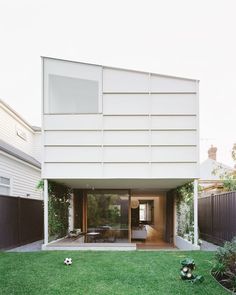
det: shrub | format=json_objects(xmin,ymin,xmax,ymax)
[{"xmin": 212, "ymin": 237, "xmax": 236, "ymax": 292}]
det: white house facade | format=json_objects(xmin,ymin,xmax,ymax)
[
  {"xmin": 42, "ymin": 57, "xmax": 199, "ymax": 250},
  {"xmin": 0, "ymin": 99, "xmax": 42, "ymax": 199}
]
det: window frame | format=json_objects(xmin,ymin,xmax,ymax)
[
  {"xmin": 43, "ymin": 58, "xmax": 103, "ymax": 115},
  {"xmin": 0, "ymin": 174, "xmax": 12, "ymax": 196}
]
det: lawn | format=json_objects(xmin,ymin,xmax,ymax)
[{"xmin": 0, "ymin": 251, "xmax": 226, "ymax": 295}]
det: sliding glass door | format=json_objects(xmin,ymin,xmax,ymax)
[{"xmin": 86, "ymin": 190, "xmax": 130, "ymax": 243}]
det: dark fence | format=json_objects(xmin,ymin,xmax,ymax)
[
  {"xmin": 0, "ymin": 195, "xmax": 43, "ymax": 250},
  {"xmin": 198, "ymin": 191, "xmax": 236, "ymax": 245}
]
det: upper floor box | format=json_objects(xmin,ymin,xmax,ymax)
[{"xmin": 42, "ymin": 57, "xmax": 199, "ymax": 180}]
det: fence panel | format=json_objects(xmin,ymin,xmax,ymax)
[
  {"xmin": 199, "ymin": 191, "xmax": 236, "ymax": 245},
  {"xmin": 0, "ymin": 195, "xmax": 43, "ymax": 250}
]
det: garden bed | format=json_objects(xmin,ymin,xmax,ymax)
[
  {"xmin": 211, "ymin": 272, "xmax": 236, "ymax": 294},
  {"xmin": 211, "ymin": 238, "xmax": 236, "ymax": 294}
]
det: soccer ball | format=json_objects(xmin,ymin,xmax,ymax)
[{"xmin": 64, "ymin": 258, "xmax": 72, "ymax": 265}]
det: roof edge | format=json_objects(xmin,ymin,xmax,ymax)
[
  {"xmin": 41, "ymin": 56, "xmax": 199, "ymax": 82},
  {"xmin": 0, "ymin": 99, "xmax": 41, "ymax": 133},
  {"xmin": 0, "ymin": 139, "xmax": 41, "ymax": 169}
]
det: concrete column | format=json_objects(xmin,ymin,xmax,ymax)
[
  {"xmin": 193, "ymin": 179, "xmax": 198, "ymax": 246},
  {"xmin": 44, "ymin": 179, "xmax": 48, "ymax": 245}
]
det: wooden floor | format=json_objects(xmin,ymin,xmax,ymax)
[
  {"xmin": 134, "ymin": 225, "xmax": 175, "ymax": 250},
  {"xmin": 47, "ymin": 225, "xmax": 175, "ymax": 250}
]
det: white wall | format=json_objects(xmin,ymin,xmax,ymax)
[
  {"xmin": 42, "ymin": 58, "xmax": 199, "ymax": 180},
  {"xmin": 0, "ymin": 102, "xmax": 41, "ymax": 161},
  {"xmin": 0, "ymin": 152, "xmax": 42, "ymax": 199}
]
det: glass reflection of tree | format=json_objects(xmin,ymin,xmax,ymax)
[{"xmin": 87, "ymin": 194, "xmax": 121, "ymax": 228}]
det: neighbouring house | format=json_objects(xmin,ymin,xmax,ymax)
[
  {"xmin": 0, "ymin": 99, "xmax": 43, "ymax": 249},
  {"xmin": 0, "ymin": 99, "xmax": 42, "ymax": 199},
  {"xmin": 41, "ymin": 57, "xmax": 200, "ymax": 250},
  {"xmin": 200, "ymin": 145, "xmax": 234, "ymax": 197}
]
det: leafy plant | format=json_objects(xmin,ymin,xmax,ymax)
[
  {"xmin": 176, "ymin": 182, "xmax": 194, "ymax": 238},
  {"xmin": 222, "ymin": 174, "xmax": 236, "ymax": 191},
  {"xmin": 212, "ymin": 262, "xmax": 226, "ymax": 278},
  {"xmin": 215, "ymin": 238, "xmax": 236, "ymax": 271},
  {"xmin": 37, "ymin": 180, "xmax": 71, "ymax": 240},
  {"xmin": 212, "ymin": 144, "xmax": 236, "ymax": 192},
  {"xmin": 221, "ymin": 270, "xmax": 236, "ymax": 292},
  {"xmin": 212, "ymin": 237, "xmax": 236, "ymax": 292}
]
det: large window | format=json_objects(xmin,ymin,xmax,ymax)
[
  {"xmin": 48, "ymin": 74, "xmax": 99, "ymax": 114},
  {"xmin": 0, "ymin": 176, "xmax": 11, "ymax": 195},
  {"xmin": 87, "ymin": 191, "xmax": 129, "ymax": 243}
]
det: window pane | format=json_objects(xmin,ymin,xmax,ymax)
[
  {"xmin": 139, "ymin": 204, "xmax": 146, "ymax": 221},
  {"xmin": 49, "ymin": 74, "xmax": 98, "ymax": 113},
  {"xmin": 87, "ymin": 191, "xmax": 129, "ymax": 243},
  {"xmin": 0, "ymin": 177, "xmax": 10, "ymax": 185},
  {"xmin": 0, "ymin": 185, "xmax": 10, "ymax": 195}
]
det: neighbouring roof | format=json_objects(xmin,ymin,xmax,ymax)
[
  {"xmin": 200, "ymin": 158, "xmax": 234, "ymax": 181},
  {"xmin": 0, "ymin": 139, "xmax": 41, "ymax": 169},
  {"xmin": 0, "ymin": 99, "xmax": 41, "ymax": 133}
]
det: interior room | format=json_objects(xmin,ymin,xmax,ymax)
[{"xmin": 131, "ymin": 191, "xmax": 167, "ymax": 248}]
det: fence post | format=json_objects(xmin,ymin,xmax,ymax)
[
  {"xmin": 210, "ymin": 194, "xmax": 213, "ymax": 242},
  {"xmin": 17, "ymin": 197, "xmax": 21, "ymax": 246}
]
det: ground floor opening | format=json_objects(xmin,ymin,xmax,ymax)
[
  {"xmin": 43, "ymin": 179, "xmax": 199, "ymax": 251},
  {"xmin": 47, "ymin": 189, "xmax": 175, "ymax": 250}
]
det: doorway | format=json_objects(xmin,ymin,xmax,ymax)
[{"xmin": 130, "ymin": 192, "xmax": 172, "ymax": 248}]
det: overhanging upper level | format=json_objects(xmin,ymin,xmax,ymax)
[{"xmin": 42, "ymin": 57, "xmax": 199, "ymax": 182}]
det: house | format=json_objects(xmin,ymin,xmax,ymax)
[
  {"xmin": 41, "ymin": 57, "xmax": 199, "ymax": 250},
  {"xmin": 0, "ymin": 99, "xmax": 42, "ymax": 199},
  {"xmin": 200, "ymin": 145, "xmax": 234, "ymax": 197}
]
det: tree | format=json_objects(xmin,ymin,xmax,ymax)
[{"xmin": 214, "ymin": 144, "xmax": 236, "ymax": 192}]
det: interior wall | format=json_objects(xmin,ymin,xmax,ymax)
[{"xmin": 131, "ymin": 191, "xmax": 166, "ymax": 238}]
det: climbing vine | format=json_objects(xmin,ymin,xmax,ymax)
[
  {"xmin": 176, "ymin": 182, "xmax": 194, "ymax": 242},
  {"xmin": 37, "ymin": 180, "xmax": 71, "ymax": 241}
]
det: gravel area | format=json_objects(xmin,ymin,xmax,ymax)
[
  {"xmin": 7, "ymin": 240, "xmax": 43, "ymax": 252},
  {"xmin": 200, "ymin": 240, "xmax": 219, "ymax": 251}
]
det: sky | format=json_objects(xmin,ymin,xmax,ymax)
[{"xmin": 0, "ymin": 0, "xmax": 236, "ymax": 166}]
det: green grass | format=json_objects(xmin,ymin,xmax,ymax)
[{"xmin": 0, "ymin": 251, "xmax": 226, "ymax": 295}]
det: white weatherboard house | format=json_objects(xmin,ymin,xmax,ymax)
[
  {"xmin": 42, "ymin": 57, "xmax": 199, "ymax": 250},
  {"xmin": 0, "ymin": 99, "xmax": 42, "ymax": 199}
]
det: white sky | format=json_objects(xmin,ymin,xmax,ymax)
[{"xmin": 0, "ymin": 0, "xmax": 236, "ymax": 166}]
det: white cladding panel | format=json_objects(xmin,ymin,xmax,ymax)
[
  {"xmin": 43, "ymin": 58, "xmax": 102, "ymax": 113},
  {"xmin": 151, "ymin": 116, "xmax": 196, "ymax": 130},
  {"xmin": 44, "ymin": 114, "xmax": 102, "ymax": 130},
  {"xmin": 103, "ymin": 68, "xmax": 149, "ymax": 92},
  {"xmin": 152, "ymin": 146, "xmax": 197, "ymax": 162},
  {"xmin": 104, "ymin": 116, "xmax": 149, "ymax": 130},
  {"xmin": 103, "ymin": 147, "xmax": 149, "ymax": 162},
  {"xmin": 151, "ymin": 163, "xmax": 198, "ymax": 178},
  {"xmin": 150, "ymin": 75, "xmax": 197, "ymax": 92},
  {"xmin": 103, "ymin": 131, "xmax": 149, "ymax": 145},
  {"xmin": 43, "ymin": 59, "xmax": 199, "ymax": 180},
  {"xmin": 44, "ymin": 163, "xmax": 102, "ymax": 178},
  {"xmin": 103, "ymin": 163, "xmax": 150, "ymax": 178},
  {"xmin": 151, "ymin": 94, "xmax": 196, "ymax": 115},
  {"xmin": 103, "ymin": 94, "xmax": 149, "ymax": 115},
  {"xmin": 151, "ymin": 131, "xmax": 197, "ymax": 145},
  {"xmin": 44, "ymin": 146, "xmax": 102, "ymax": 162},
  {"xmin": 44, "ymin": 131, "xmax": 102, "ymax": 145}
]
